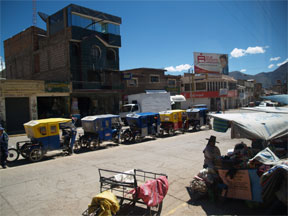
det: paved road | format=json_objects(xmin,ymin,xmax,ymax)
[
  {"xmin": 1, "ymin": 125, "xmax": 269, "ymax": 216},
  {"xmin": 1, "ymin": 109, "xmax": 269, "ymax": 216}
]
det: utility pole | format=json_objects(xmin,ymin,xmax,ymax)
[
  {"xmin": 189, "ymin": 65, "xmax": 194, "ymax": 105},
  {"xmin": 32, "ymin": 0, "xmax": 37, "ymax": 26}
]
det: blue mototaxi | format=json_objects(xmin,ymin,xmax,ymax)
[
  {"xmin": 79, "ymin": 114, "xmax": 122, "ymax": 149},
  {"xmin": 123, "ymin": 112, "xmax": 160, "ymax": 143},
  {"xmin": 7, "ymin": 118, "xmax": 77, "ymax": 162},
  {"xmin": 186, "ymin": 107, "xmax": 209, "ymax": 131}
]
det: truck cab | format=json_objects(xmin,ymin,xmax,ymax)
[{"xmin": 120, "ymin": 104, "xmax": 140, "ymax": 120}]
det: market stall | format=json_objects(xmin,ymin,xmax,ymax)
[{"xmin": 190, "ymin": 112, "xmax": 288, "ymax": 210}]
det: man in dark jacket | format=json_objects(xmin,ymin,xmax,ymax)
[{"xmin": 0, "ymin": 125, "xmax": 9, "ymax": 169}]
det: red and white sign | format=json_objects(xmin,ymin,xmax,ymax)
[
  {"xmin": 194, "ymin": 52, "xmax": 229, "ymax": 75},
  {"xmin": 182, "ymin": 90, "xmax": 237, "ymax": 99}
]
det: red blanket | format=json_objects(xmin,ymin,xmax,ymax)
[{"xmin": 132, "ymin": 176, "xmax": 169, "ymax": 207}]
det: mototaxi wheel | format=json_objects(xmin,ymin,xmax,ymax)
[
  {"xmin": 29, "ymin": 147, "xmax": 44, "ymax": 162},
  {"xmin": 79, "ymin": 136, "xmax": 89, "ymax": 148},
  {"xmin": 89, "ymin": 138, "xmax": 100, "ymax": 150},
  {"xmin": 122, "ymin": 131, "xmax": 132, "ymax": 143},
  {"xmin": 73, "ymin": 140, "xmax": 81, "ymax": 151},
  {"xmin": 20, "ymin": 143, "xmax": 31, "ymax": 159},
  {"xmin": 7, "ymin": 148, "xmax": 19, "ymax": 162},
  {"xmin": 134, "ymin": 133, "xmax": 143, "ymax": 143},
  {"xmin": 168, "ymin": 128, "xmax": 175, "ymax": 136}
]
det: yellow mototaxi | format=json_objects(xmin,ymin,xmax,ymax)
[
  {"xmin": 7, "ymin": 118, "xmax": 77, "ymax": 162},
  {"xmin": 159, "ymin": 110, "xmax": 189, "ymax": 136}
]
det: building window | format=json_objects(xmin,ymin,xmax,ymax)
[
  {"xmin": 184, "ymin": 84, "xmax": 191, "ymax": 91},
  {"xmin": 127, "ymin": 78, "xmax": 138, "ymax": 87},
  {"xmin": 34, "ymin": 54, "xmax": 40, "ymax": 73},
  {"xmin": 229, "ymin": 82, "xmax": 236, "ymax": 90},
  {"xmin": 91, "ymin": 45, "xmax": 101, "ymax": 60},
  {"xmin": 150, "ymin": 75, "xmax": 160, "ymax": 83},
  {"xmin": 168, "ymin": 79, "xmax": 176, "ymax": 87},
  {"xmin": 224, "ymin": 82, "xmax": 227, "ymax": 88},
  {"xmin": 196, "ymin": 82, "xmax": 206, "ymax": 91}
]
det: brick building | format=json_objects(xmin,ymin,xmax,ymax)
[
  {"xmin": 4, "ymin": 4, "xmax": 122, "ymax": 116},
  {"xmin": 121, "ymin": 68, "xmax": 181, "ymax": 102},
  {"xmin": 0, "ymin": 80, "xmax": 71, "ymax": 133}
]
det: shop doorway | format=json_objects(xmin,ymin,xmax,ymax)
[
  {"xmin": 37, "ymin": 97, "xmax": 69, "ymax": 119},
  {"xmin": 5, "ymin": 97, "xmax": 30, "ymax": 134}
]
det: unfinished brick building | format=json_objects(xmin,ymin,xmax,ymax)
[{"xmin": 4, "ymin": 4, "xmax": 122, "ymax": 116}]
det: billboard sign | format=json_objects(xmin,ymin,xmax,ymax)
[{"xmin": 194, "ymin": 52, "xmax": 229, "ymax": 75}]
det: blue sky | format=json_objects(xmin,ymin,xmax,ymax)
[{"xmin": 1, "ymin": 0, "xmax": 287, "ymax": 75}]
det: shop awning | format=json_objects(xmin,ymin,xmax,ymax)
[{"xmin": 209, "ymin": 112, "xmax": 288, "ymax": 141}]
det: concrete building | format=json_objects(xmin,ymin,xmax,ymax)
[
  {"xmin": 122, "ymin": 68, "xmax": 181, "ymax": 101},
  {"xmin": 4, "ymin": 4, "xmax": 122, "ymax": 116},
  {"xmin": 237, "ymin": 79, "xmax": 255, "ymax": 106},
  {"xmin": 254, "ymin": 83, "xmax": 263, "ymax": 101},
  {"xmin": 0, "ymin": 80, "xmax": 71, "ymax": 133},
  {"xmin": 181, "ymin": 73, "xmax": 238, "ymax": 111}
]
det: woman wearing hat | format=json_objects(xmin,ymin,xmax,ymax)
[
  {"xmin": 0, "ymin": 125, "xmax": 9, "ymax": 169},
  {"xmin": 203, "ymin": 135, "xmax": 221, "ymax": 171}
]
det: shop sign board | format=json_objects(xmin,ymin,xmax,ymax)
[
  {"xmin": 182, "ymin": 90, "xmax": 237, "ymax": 99},
  {"xmin": 45, "ymin": 81, "xmax": 70, "ymax": 92}
]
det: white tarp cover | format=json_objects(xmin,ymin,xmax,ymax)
[
  {"xmin": 210, "ymin": 112, "xmax": 288, "ymax": 141},
  {"xmin": 242, "ymin": 106, "xmax": 288, "ymax": 114},
  {"xmin": 170, "ymin": 95, "xmax": 186, "ymax": 102}
]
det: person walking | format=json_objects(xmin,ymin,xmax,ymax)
[{"xmin": 0, "ymin": 125, "xmax": 9, "ymax": 169}]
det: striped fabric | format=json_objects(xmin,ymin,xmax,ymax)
[{"xmin": 213, "ymin": 118, "xmax": 229, "ymax": 132}]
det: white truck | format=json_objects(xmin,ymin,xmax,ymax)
[{"xmin": 120, "ymin": 91, "xmax": 171, "ymax": 121}]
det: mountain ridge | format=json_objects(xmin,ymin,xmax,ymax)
[{"xmin": 229, "ymin": 62, "xmax": 287, "ymax": 88}]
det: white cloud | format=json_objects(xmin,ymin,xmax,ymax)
[
  {"xmin": 230, "ymin": 46, "xmax": 267, "ymax": 58},
  {"xmin": 0, "ymin": 56, "xmax": 5, "ymax": 71},
  {"xmin": 230, "ymin": 48, "xmax": 246, "ymax": 58},
  {"xmin": 165, "ymin": 64, "xmax": 192, "ymax": 72},
  {"xmin": 268, "ymin": 64, "xmax": 274, "ymax": 69},
  {"xmin": 277, "ymin": 58, "xmax": 288, "ymax": 67},
  {"xmin": 240, "ymin": 69, "xmax": 246, "ymax": 72},
  {"xmin": 245, "ymin": 46, "xmax": 265, "ymax": 54},
  {"xmin": 270, "ymin": 57, "xmax": 281, "ymax": 61}
]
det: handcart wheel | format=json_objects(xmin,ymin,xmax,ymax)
[
  {"xmin": 29, "ymin": 147, "xmax": 43, "ymax": 162},
  {"xmin": 147, "ymin": 202, "xmax": 163, "ymax": 216},
  {"xmin": 7, "ymin": 148, "xmax": 19, "ymax": 162}
]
